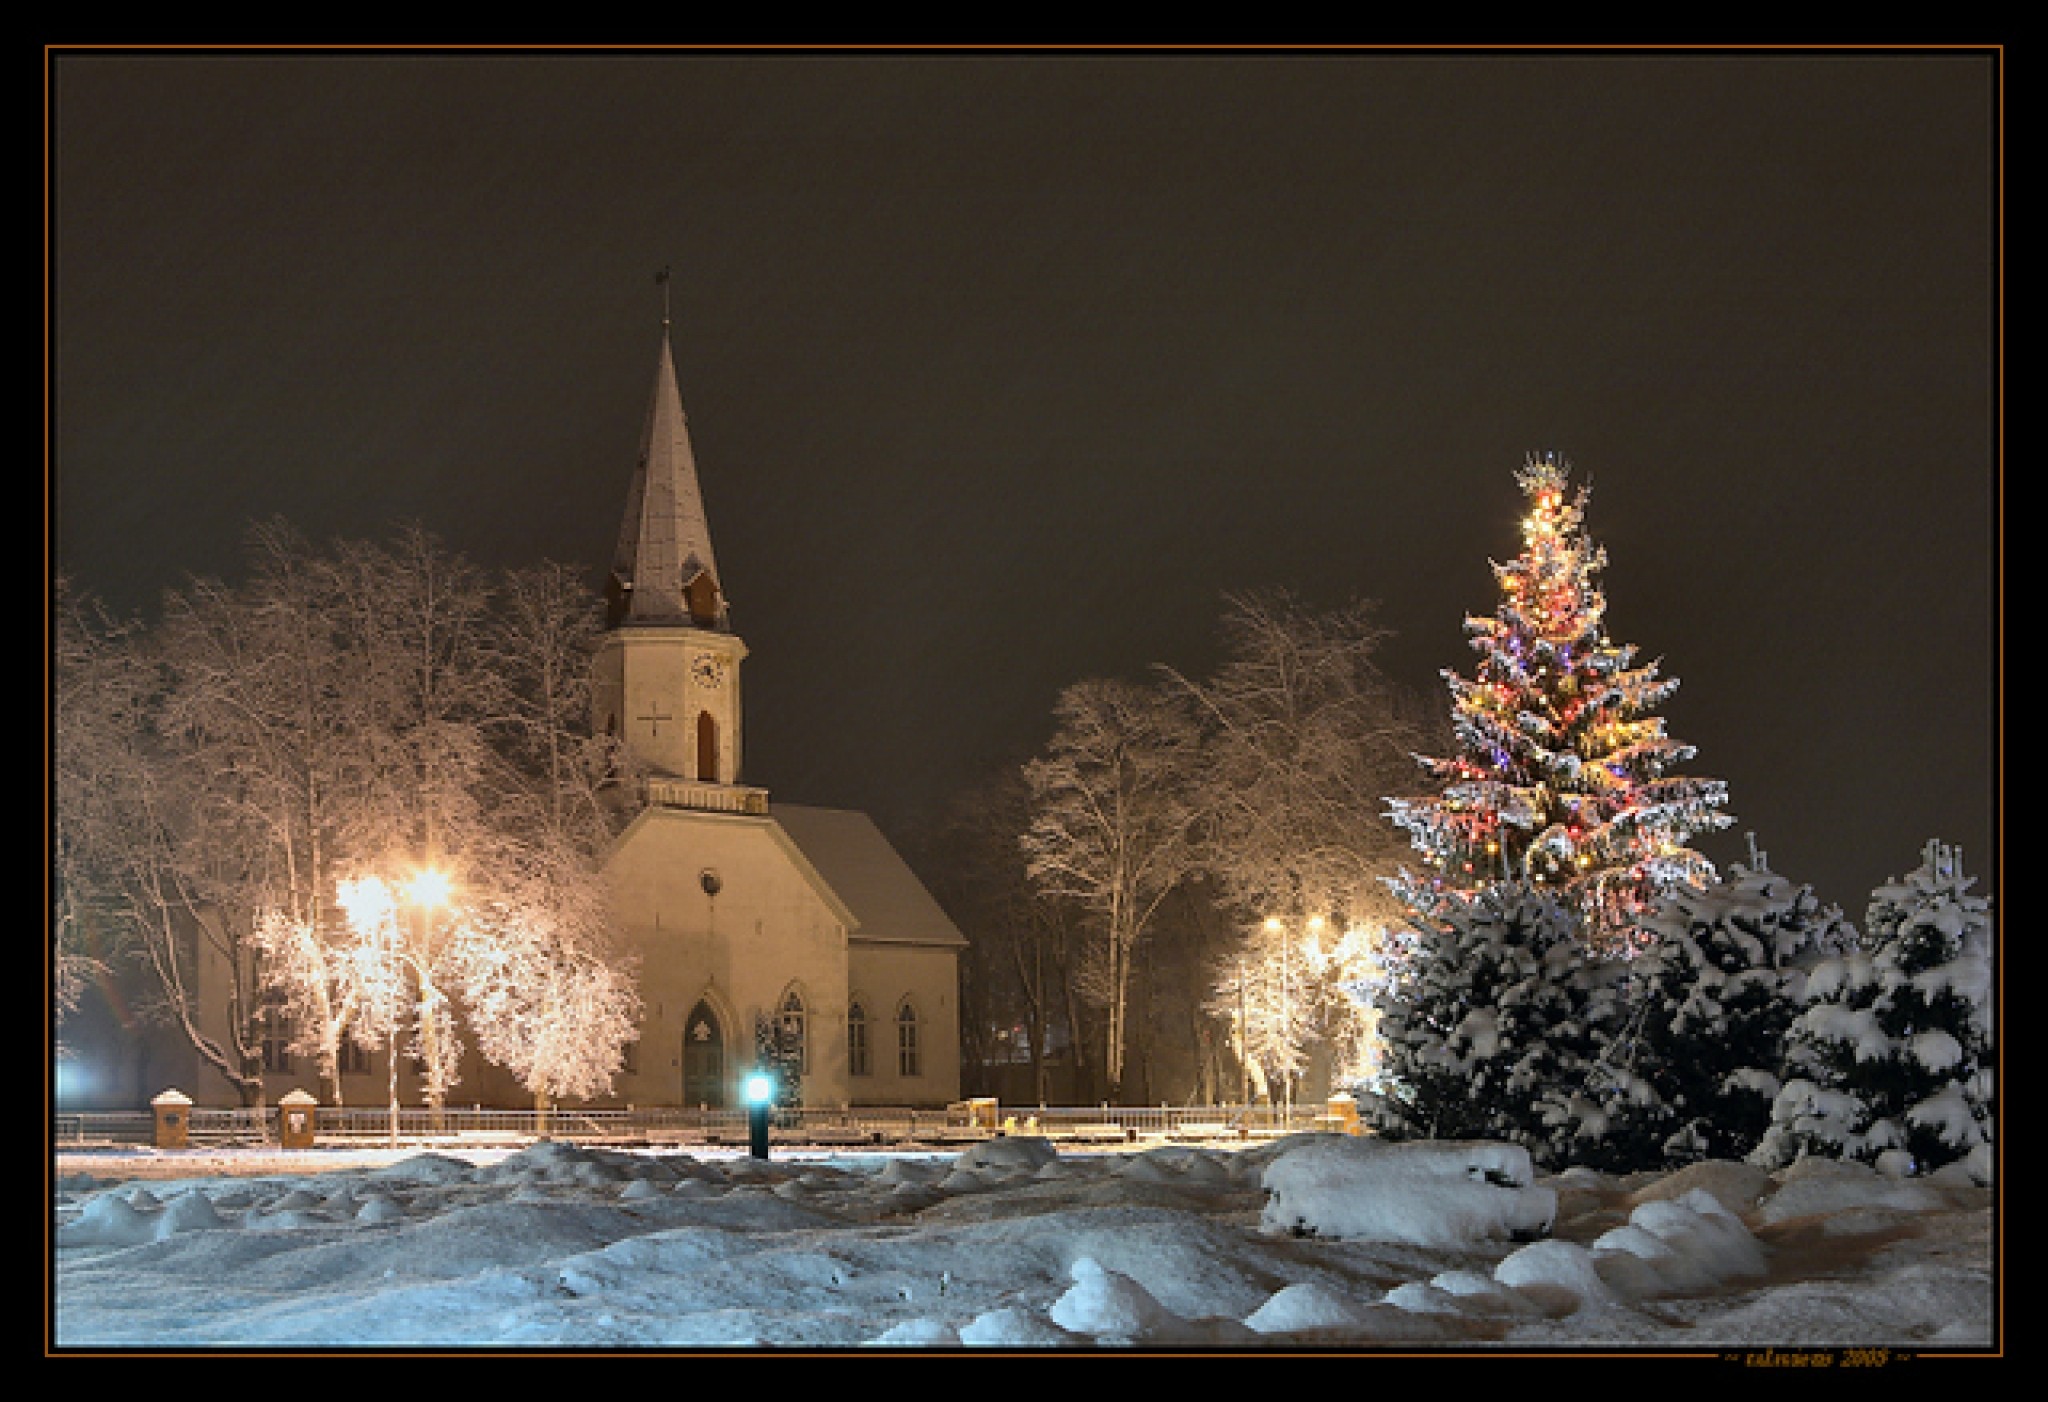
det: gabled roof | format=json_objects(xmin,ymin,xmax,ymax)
[
  {"xmin": 610, "ymin": 329, "xmax": 726, "ymax": 628},
  {"xmin": 607, "ymin": 805, "xmax": 861, "ymax": 934},
  {"xmin": 772, "ymin": 805, "xmax": 969, "ymax": 950}
]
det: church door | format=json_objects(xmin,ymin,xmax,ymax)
[{"xmin": 683, "ymin": 1001, "xmax": 726, "ymax": 1108}]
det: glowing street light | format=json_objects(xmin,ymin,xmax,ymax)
[
  {"xmin": 405, "ymin": 867, "xmax": 452, "ymax": 911},
  {"xmin": 404, "ymin": 866, "xmax": 457, "ymax": 1136},
  {"xmin": 743, "ymin": 1071, "xmax": 776, "ymax": 1160}
]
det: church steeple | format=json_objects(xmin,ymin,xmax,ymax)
[
  {"xmin": 607, "ymin": 291, "xmax": 727, "ymax": 631},
  {"xmin": 593, "ymin": 280, "xmax": 760, "ymax": 813}
]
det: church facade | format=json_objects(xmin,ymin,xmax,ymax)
[{"xmin": 588, "ymin": 325, "xmax": 966, "ymax": 1110}]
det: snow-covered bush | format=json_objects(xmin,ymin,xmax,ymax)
[
  {"xmin": 1258, "ymin": 1134, "xmax": 1556, "ymax": 1246},
  {"xmin": 1586, "ymin": 849, "xmax": 1856, "ymax": 1170},
  {"xmin": 1363, "ymin": 883, "xmax": 1622, "ymax": 1169},
  {"xmin": 1753, "ymin": 840, "xmax": 1993, "ymax": 1176}
]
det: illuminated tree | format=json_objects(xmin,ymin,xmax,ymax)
[
  {"xmin": 58, "ymin": 519, "xmax": 636, "ymax": 1113},
  {"xmin": 1164, "ymin": 589, "xmax": 1437, "ymax": 937},
  {"xmin": 1387, "ymin": 453, "xmax": 1731, "ymax": 951},
  {"xmin": 1021, "ymin": 676, "xmax": 1201, "ymax": 1102},
  {"xmin": 1209, "ymin": 914, "xmax": 1390, "ymax": 1110}
]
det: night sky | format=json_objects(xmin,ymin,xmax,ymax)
[{"xmin": 49, "ymin": 48, "xmax": 2001, "ymax": 920}]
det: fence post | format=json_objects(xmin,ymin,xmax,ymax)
[
  {"xmin": 279, "ymin": 1089, "xmax": 319, "ymax": 1149},
  {"xmin": 151, "ymin": 1089, "xmax": 191, "ymax": 1150}
]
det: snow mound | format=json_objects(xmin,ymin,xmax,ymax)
[
  {"xmin": 1048, "ymin": 1256, "xmax": 1181, "ymax": 1340},
  {"xmin": 1592, "ymin": 1188, "xmax": 1768, "ymax": 1296},
  {"xmin": 957, "ymin": 1305, "xmax": 1080, "ymax": 1347},
  {"xmin": 58, "ymin": 1185, "xmax": 233, "ymax": 1247},
  {"xmin": 1244, "ymin": 1279, "xmax": 1378, "ymax": 1333},
  {"xmin": 1495, "ymin": 1239, "xmax": 1619, "ymax": 1312},
  {"xmin": 1046, "ymin": 1256, "xmax": 1258, "ymax": 1346},
  {"xmin": 1625, "ymin": 1159, "xmax": 1775, "ymax": 1218},
  {"xmin": 1259, "ymin": 1135, "xmax": 1556, "ymax": 1246},
  {"xmin": 955, "ymin": 1135, "xmax": 1059, "ymax": 1177}
]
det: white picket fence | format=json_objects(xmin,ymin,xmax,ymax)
[{"xmin": 54, "ymin": 1100, "xmax": 1333, "ymax": 1151}]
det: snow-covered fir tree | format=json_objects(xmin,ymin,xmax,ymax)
[
  {"xmin": 753, "ymin": 1006, "xmax": 806, "ymax": 1112},
  {"xmin": 1588, "ymin": 840, "xmax": 1858, "ymax": 1170},
  {"xmin": 1386, "ymin": 453, "xmax": 1731, "ymax": 952},
  {"xmin": 1754, "ymin": 840, "xmax": 1994, "ymax": 1177},
  {"xmin": 1362, "ymin": 882, "xmax": 1624, "ymax": 1170}
]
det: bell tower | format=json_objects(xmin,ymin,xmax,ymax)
[{"xmin": 593, "ymin": 286, "xmax": 765, "ymax": 815}]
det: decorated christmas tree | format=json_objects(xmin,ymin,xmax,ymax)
[{"xmin": 1387, "ymin": 453, "xmax": 1732, "ymax": 951}]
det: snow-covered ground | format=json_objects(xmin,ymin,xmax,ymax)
[{"xmin": 52, "ymin": 1132, "xmax": 1995, "ymax": 1353}]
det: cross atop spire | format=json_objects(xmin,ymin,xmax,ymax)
[{"xmin": 607, "ymin": 276, "xmax": 727, "ymax": 630}]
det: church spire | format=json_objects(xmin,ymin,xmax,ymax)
[{"xmin": 608, "ymin": 271, "xmax": 727, "ymax": 630}]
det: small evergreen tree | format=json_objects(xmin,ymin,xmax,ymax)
[
  {"xmin": 753, "ymin": 1009, "xmax": 805, "ymax": 1113},
  {"xmin": 1755, "ymin": 841, "xmax": 1994, "ymax": 1176},
  {"xmin": 1591, "ymin": 841, "xmax": 1856, "ymax": 1170},
  {"xmin": 1364, "ymin": 883, "xmax": 1621, "ymax": 1169}
]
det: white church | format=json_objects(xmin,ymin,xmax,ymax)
[
  {"xmin": 582, "ymin": 320, "xmax": 967, "ymax": 1111},
  {"xmin": 176, "ymin": 315, "xmax": 967, "ymax": 1115}
]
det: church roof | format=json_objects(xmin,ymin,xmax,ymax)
[
  {"xmin": 773, "ymin": 805, "xmax": 969, "ymax": 950},
  {"xmin": 610, "ymin": 328, "xmax": 726, "ymax": 627}
]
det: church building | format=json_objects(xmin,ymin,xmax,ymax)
[
  {"xmin": 153, "ymin": 315, "xmax": 968, "ymax": 1117},
  {"xmin": 585, "ymin": 319, "xmax": 967, "ymax": 1111}
]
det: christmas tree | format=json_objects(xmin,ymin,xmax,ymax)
[
  {"xmin": 1387, "ymin": 453, "xmax": 1732, "ymax": 951},
  {"xmin": 1755, "ymin": 840, "xmax": 1994, "ymax": 1178},
  {"xmin": 1592, "ymin": 841, "xmax": 1857, "ymax": 1170},
  {"xmin": 1363, "ymin": 882, "xmax": 1623, "ymax": 1170}
]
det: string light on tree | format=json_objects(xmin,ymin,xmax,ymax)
[{"xmin": 1386, "ymin": 452, "xmax": 1732, "ymax": 951}]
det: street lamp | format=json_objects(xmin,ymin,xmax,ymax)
[
  {"xmin": 397, "ymin": 865, "xmax": 452, "ymax": 1143},
  {"xmin": 743, "ymin": 1071, "xmax": 776, "ymax": 1160},
  {"xmin": 405, "ymin": 867, "xmax": 452, "ymax": 911}
]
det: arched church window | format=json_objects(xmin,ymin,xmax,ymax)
[
  {"xmin": 777, "ymin": 986, "xmax": 809, "ymax": 1074},
  {"xmin": 847, "ymin": 1001, "xmax": 871, "ymax": 1077},
  {"xmin": 697, "ymin": 710, "xmax": 719, "ymax": 783},
  {"xmin": 684, "ymin": 570, "xmax": 721, "ymax": 626},
  {"xmin": 258, "ymin": 991, "xmax": 293, "ymax": 1074},
  {"xmin": 896, "ymin": 1001, "xmax": 922, "ymax": 1079},
  {"xmin": 683, "ymin": 1000, "xmax": 726, "ymax": 1109}
]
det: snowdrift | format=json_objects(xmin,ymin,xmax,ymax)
[{"xmin": 53, "ymin": 1132, "xmax": 1994, "ymax": 1350}]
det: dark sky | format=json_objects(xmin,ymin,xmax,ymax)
[{"xmin": 49, "ymin": 47, "xmax": 2001, "ymax": 920}]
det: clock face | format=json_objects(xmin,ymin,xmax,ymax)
[{"xmin": 691, "ymin": 655, "xmax": 723, "ymax": 688}]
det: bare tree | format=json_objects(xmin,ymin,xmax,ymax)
[
  {"xmin": 1165, "ymin": 590, "xmax": 1443, "ymax": 1099},
  {"xmin": 320, "ymin": 523, "xmax": 498, "ymax": 874},
  {"xmin": 51, "ymin": 583, "xmax": 157, "ymax": 1044},
  {"xmin": 1163, "ymin": 589, "xmax": 1435, "ymax": 932},
  {"xmin": 457, "ymin": 876, "xmax": 639, "ymax": 1126},
  {"xmin": 486, "ymin": 561, "xmax": 623, "ymax": 854},
  {"xmin": 63, "ymin": 521, "xmax": 643, "ymax": 1115},
  {"xmin": 139, "ymin": 520, "xmax": 367, "ymax": 1108},
  {"xmin": 919, "ymin": 766, "xmax": 1092, "ymax": 1103},
  {"xmin": 465, "ymin": 561, "xmax": 640, "ymax": 1116},
  {"xmin": 1021, "ymin": 676, "xmax": 1201, "ymax": 1102}
]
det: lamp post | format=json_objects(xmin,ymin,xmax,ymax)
[
  {"xmin": 395, "ymin": 866, "xmax": 452, "ymax": 1144},
  {"xmin": 743, "ymin": 1070, "xmax": 775, "ymax": 1160}
]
